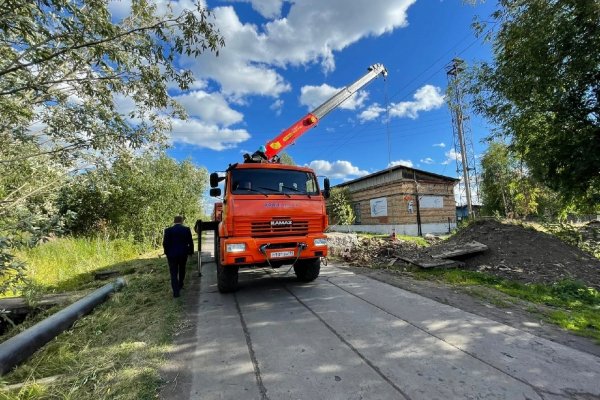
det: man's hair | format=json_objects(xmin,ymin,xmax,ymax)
[{"xmin": 174, "ymin": 215, "xmax": 184, "ymax": 223}]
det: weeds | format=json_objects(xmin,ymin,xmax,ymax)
[
  {"xmin": 0, "ymin": 238, "xmax": 184, "ymax": 399},
  {"xmin": 542, "ymin": 221, "xmax": 600, "ymax": 259},
  {"xmin": 0, "ymin": 255, "xmax": 182, "ymax": 399},
  {"xmin": 7, "ymin": 237, "xmax": 147, "ymax": 297}
]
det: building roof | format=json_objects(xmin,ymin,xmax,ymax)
[{"xmin": 334, "ymin": 165, "xmax": 459, "ymax": 188}]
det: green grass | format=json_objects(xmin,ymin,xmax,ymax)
[
  {"xmin": 410, "ymin": 269, "xmax": 600, "ymax": 342},
  {"xmin": 356, "ymin": 232, "xmax": 429, "ymax": 247},
  {"xmin": 10, "ymin": 237, "xmax": 145, "ymax": 296},
  {"xmin": 0, "ymin": 237, "xmax": 188, "ymax": 399}
]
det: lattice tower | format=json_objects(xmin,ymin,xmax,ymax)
[{"xmin": 446, "ymin": 58, "xmax": 480, "ymax": 217}]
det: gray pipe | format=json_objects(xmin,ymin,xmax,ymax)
[{"xmin": 0, "ymin": 278, "xmax": 126, "ymax": 376}]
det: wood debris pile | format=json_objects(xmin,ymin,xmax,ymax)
[{"xmin": 327, "ymin": 232, "xmax": 423, "ymax": 267}]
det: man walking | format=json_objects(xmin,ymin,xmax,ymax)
[{"xmin": 163, "ymin": 216, "xmax": 194, "ymax": 298}]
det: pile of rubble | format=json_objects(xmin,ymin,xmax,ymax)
[
  {"xmin": 326, "ymin": 232, "xmax": 423, "ymax": 267},
  {"xmin": 327, "ymin": 219, "xmax": 600, "ymax": 289}
]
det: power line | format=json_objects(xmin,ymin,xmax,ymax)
[{"xmin": 304, "ymin": 25, "xmax": 496, "ymax": 162}]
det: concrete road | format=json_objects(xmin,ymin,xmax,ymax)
[{"xmin": 161, "ymin": 232, "xmax": 600, "ymax": 400}]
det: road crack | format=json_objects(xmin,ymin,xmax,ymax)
[{"xmin": 234, "ymin": 293, "xmax": 270, "ymax": 400}]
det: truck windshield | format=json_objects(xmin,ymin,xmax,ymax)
[{"xmin": 231, "ymin": 168, "xmax": 319, "ymax": 196}]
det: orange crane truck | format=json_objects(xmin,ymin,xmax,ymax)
[{"xmin": 197, "ymin": 64, "xmax": 387, "ymax": 292}]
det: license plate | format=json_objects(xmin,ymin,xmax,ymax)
[{"xmin": 270, "ymin": 250, "xmax": 295, "ymax": 258}]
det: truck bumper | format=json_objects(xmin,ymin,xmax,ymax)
[{"xmin": 221, "ymin": 235, "xmax": 328, "ymax": 266}]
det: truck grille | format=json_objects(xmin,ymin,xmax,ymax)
[{"xmin": 251, "ymin": 220, "xmax": 309, "ymax": 236}]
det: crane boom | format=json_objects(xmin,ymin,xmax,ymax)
[{"xmin": 264, "ymin": 63, "xmax": 387, "ymax": 159}]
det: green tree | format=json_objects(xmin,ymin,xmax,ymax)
[
  {"xmin": 0, "ymin": 0, "xmax": 223, "ymax": 293},
  {"xmin": 480, "ymin": 141, "xmax": 579, "ymax": 219},
  {"xmin": 279, "ymin": 152, "xmax": 295, "ymax": 166},
  {"xmin": 480, "ymin": 142, "xmax": 514, "ymax": 216},
  {"xmin": 60, "ymin": 153, "xmax": 208, "ymax": 246},
  {"xmin": 1, "ymin": 0, "xmax": 223, "ymax": 160},
  {"xmin": 0, "ymin": 139, "xmax": 69, "ymax": 293},
  {"xmin": 328, "ymin": 187, "xmax": 355, "ymax": 225},
  {"xmin": 467, "ymin": 0, "xmax": 600, "ymax": 205}
]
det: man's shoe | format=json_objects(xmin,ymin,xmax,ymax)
[{"xmin": 173, "ymin": 292, "xmax": 180, "ymax": 298}]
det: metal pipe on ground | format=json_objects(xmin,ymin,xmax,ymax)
[{"xmin": 0, "ymin": 278, "xmax": 126, "ymax": 376}]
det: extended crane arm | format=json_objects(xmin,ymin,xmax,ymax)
[{"xmin": 264, "ymin": 63, "xmax": 387, "ymax": 159}]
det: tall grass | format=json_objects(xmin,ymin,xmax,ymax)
[
  {"xmin": 0, "ymin": 236, "xmax": 187, "ymax": 398},
  {"xmin": 11, "ymin": 237, "xmax": 145, "ymax": 295},
  {"xmin": 0, "ymin": 254, "xmax": 184, "ymax": 399}
]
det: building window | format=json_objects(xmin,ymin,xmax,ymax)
[{"xmin": 353, "ymin": 202, "xmax": 361, "ymax": 224}]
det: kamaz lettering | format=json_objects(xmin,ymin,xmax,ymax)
[{"xmin": 271, "ymin": 220, "xmax": 293, "ymax": 227}]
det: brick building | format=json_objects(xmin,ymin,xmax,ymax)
[{"xmin": 329, "ymin": 165, "xmax": 458, "ymax": 236}]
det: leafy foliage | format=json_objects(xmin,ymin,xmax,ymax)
[
  {"xmin": 543, "ymin": 221, "xmax": 600, "ymax": 258},
  {"xmin": 328, "ymin": 187, "xmax": 355, "ymax": 225},
  {"xmin": 467, "ymin": 0, "xmax": 600, "ymax": 205},
  {"xmin": 59, "ymin": 153, "xmax": 208, "ymax": 246},
  {"xmin": 480, "ymin": 141, "xmax": 562, "ymax": 218},
  {"xmin": 0, "ymin": 140, "xmax": 70, "ymax": 294},
  {"xmin": 0, "ymin": 0, "xmax": 223, "ymax": 293},
  {"xmin": 1, "ymin": 0, "xmax": 224, "ymax": 158},
  {"xmin": 278, "ymin": 152, "xmax": 295, "ymax": 166}
]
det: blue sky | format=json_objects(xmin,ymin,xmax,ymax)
[{"xmin": 114, "ymin": 0, "xmax": 498, "ymax": 210}]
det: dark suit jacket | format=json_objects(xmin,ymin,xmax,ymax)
[{"xmin": 163, "ymin": 223, "xmax": 194, "ymax": 259}]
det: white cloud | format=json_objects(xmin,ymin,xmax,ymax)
[
  {"xmin": 388, "ymin": 159, "xmax": 413, "ymax": 168},
  {"xmin": 433, "ymin": 142, "xmax": 446, "ymax": 148},
  {"xmin": 186, "ymin": 1, "xmax": 416, "ymax": 98},
  {"xmin": 358, "ymin": 103, "xmax": 386, "ymax": 122},
  {"xmin": 420, "ymin": 157, "xmax": 434, "ymax": 164},
  {"xmin": 358, "ymin": 85, "xmax": 445, "ymax": 122},
  {"xmin": 300, "ymin": 84, "xmax": 368, "ymax": 111},
  {"xmin": 170, "ymin": 118, "xmax": 250, "ymax": 150},
  {"xmin": 226, "ymin": 0, "xmax": 286, "ymax": 19},
  {"xmin": 389, "ymin": 85, "xmax": 445, "ymax": 119},
  {"xmin": 442, "ymin": 148, "xmax": 461, "ymax": 165},
  {"xmin": 306, "ymin": 160, "xmax": 368, "ymax": 179},
  {"xmin": 174, "ymin": 90, "xmax": 243, "ymax": 126},
  {"xmin": 111, "ymin": 0, "xmax": 419, "ymax": 152}
]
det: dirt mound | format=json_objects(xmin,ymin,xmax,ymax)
[
  {"xmin": 327, "ymin": 220, "xmax": 600, "ymax": 289},
  {"xmin": 428, "ymin": 219, "xmax": 600, "ymax": 288}
]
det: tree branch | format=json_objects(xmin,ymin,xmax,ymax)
[
  {"xmin": 0, "ymin": 19, "xmax": 180, "ymax": 78},
  {"xmin": 0, "ymin": 143, "xmax": 84, "ymax": 164},
  {"xmin": 0, "ymin": 73, "xmax": 127, "ymax": 97}
]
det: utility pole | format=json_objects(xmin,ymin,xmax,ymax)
[
  {"xmin": 446, "ymin": 58, "xmax": 479, "ymax": 219},
  {"xmin": 413, "ymin": 171, "xmax": 422, "ymax": 236}
]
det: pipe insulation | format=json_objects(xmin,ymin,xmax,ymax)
[{"xmin": 0, "ymin": 278, "xmax": 126, "ymax": 376}]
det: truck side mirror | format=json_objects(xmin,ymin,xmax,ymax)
[
  {"xmin": 210, "ymin": 173, "xmax": 220, "ymax": 188},
  {"xmin": 210, "ymin": 188, "xmax": 222, "ymax": 197},
  {"xmin": 323, "ymin": 178, "xmax": 330, "ymax": 199}
]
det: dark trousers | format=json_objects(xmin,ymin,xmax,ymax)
[{"xmin": 168, "ymin": 255, "xmax": 187, "ymax": 297}]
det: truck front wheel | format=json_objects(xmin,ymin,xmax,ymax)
[
  {"xmin": 293, "ymin": 258, "xmax": 321, "ymax": 282},
  {"xmin": 216, "ymin": 237, "xmax": 239, "ymax": 293}
]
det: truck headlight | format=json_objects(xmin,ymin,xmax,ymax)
[
  {"xmin": 314, "ymin": 238, "xmax": 327, "ymax": 246},
  {"xmin": 226, "ymin": 243, "xmax": 246, "ymax": 253}
]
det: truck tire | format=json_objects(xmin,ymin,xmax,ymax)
[
  {"xmin": 293, "ymin": 258, "xmax": 321, "ymax": 282},
  {"xmin": 215, "ymin": 237, "xmax": 239, "ymax": 293}
]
